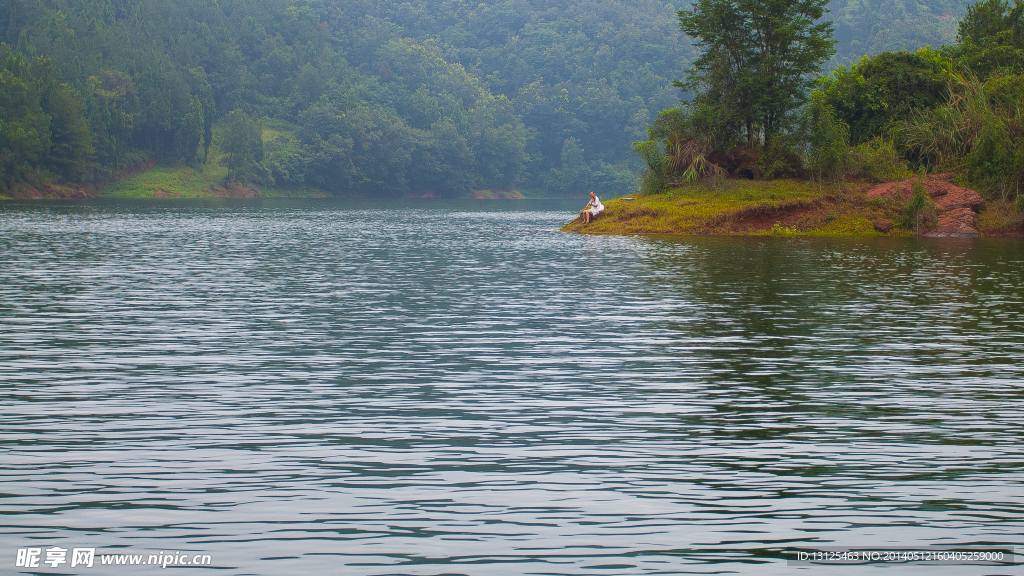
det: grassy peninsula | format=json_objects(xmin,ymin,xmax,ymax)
[
  {"xmin": 564, "ymin": 180, "xmax": 873, "ymax": 236},
  {"xmin": 563, "ymin": 178, "xmax": 1023, "ymax": 237}
]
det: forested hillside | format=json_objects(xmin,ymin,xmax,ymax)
[
  {"xmin": 0, "ymin": 0, "xmax": 972, "ymax": 198},
  {"xmin": 830, "ymin": 0, "xmax": 965, "ymax": 59}
]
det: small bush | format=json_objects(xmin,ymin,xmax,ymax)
[
  {"xmin": 897, "ymin": 177, "xmax": 936, "ymax": 234},
  {"xmin": 632, "ymin": 140, "xmax": 667, "ymax": 195},
  {"xmin": 897, "ymin": 72, "xmax": 1024, "ymax": 198},
  {"xmin": 644, "ymin": 105, "xmax": 732, "ymax": 184},
  {"xmin": 847, "ymin": 138, "xmax": 912, "ymax": 181},
  {"xmin": 769, "ymin": 222, "xmax": 798, "ymax": 235},
  {"xmin": 759, "ymin": 135, "xmax": 804, "ymax": 179},
  {"xmin": 803, "ymin": 93, "xmax": 851, "ymax": 181}
]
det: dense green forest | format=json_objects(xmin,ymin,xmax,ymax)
[{"xmin": 0, "ymin": 0, "xmax": 987, "ymax": 198}]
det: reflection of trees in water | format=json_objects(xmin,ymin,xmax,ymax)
[{"xmin": 630, "ymin": 237, "xmax": 1022, "ymax": 446}]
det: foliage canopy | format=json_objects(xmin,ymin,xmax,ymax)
[{"xmin": 677, "ymin": 0, "xmax": 836, "ymax": 144}]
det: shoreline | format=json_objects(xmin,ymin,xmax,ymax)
[{"xmin": 562, "ymin": 178, "xmax": 1024, "ymax": 238}]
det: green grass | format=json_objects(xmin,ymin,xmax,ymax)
[
  {"xmin": 261, "ymin": 118, "xmax": 297, "ymax": 144},
  {"xmin": 98, "ymin": 120, "xmax": 327, "ymax": 198},
  {"xmin": 565, "ymin": 179, "xmax": 827, "ymax": 235},
  {"xmin": 802, "ymin": 215, "xmax": 883, "ymax": 236},
  {"xmin": 563, "ymin": 178, "xmax": 915, "ymax": 236},
  {"xmin": 100, "ymin": 164, "xmax": 227, "ymax": 198},
  {"xmin": 977, "ymin": 199, "xmax": 1024, "ymax": 234}
]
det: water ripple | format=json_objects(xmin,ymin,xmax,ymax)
[{"xmin": 1, "ymin": 201, "xmax": 1022, "ymax": 575}]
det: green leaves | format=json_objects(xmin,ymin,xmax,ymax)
[
  {"xmin": 803, "ymin": 92, "xmax": 850, "ymax": 181},
  {"xmin": 816, "ymin": 51, "xmax": 947, "ymax": 145},
  {"xmin": 0, "ymin": 48, "xmax": 95, "ymax": 190},
  {"xmin": 950, "ymin": 0, "xmax": 1024, "ymax": 76},
  {"xmin": 220, "ymin": 108, "xmax": 268, "ymax": 185},
  {"xmin": 678, "ymin": 0, "xmax": 836, "ymax": 145}
]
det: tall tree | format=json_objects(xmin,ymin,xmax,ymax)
[
  {"xmin": 678, "ymin": 0, "xmax": 836, "ymax": 145},
  {"xmin": 220, "ymin": 108, "xmax": 266, "ymax": 185},
  {"xmin": 952, "ymin": 0, "xmax": 1024, "ymax": 75},
  {"xmin": 958, "ymin": 0, "xmax": 1024, "ymax": 45}
]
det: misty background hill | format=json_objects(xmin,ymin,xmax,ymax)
[{"xmin": 1, "ymin": 0, "xmax": 970, "ymax": 196}]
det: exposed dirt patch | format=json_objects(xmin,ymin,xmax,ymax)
[
  {"xmin": 472, "ymin": 189, "xmax": 526, "ymax": 199},
  {"xmin": 153, "ymin": 188, "xmax": 183, "ymax": 198},
  {"xmin": 8, "ymin": 185, "xmax": 44, "ymax": 199},
  {"xmin": 715, "ymin": 201, "xmax": 823, "ymax": 232},
  {"xmin": 212, "ymin": 181, "xmax": 260, "ymax": 198},
  {"xmin": 873, "ymin": 219, "xmax": 894, "ymax": 233},
  {"xmin": 229, "ymin": 184, "xmax": 260, "ymax": 198},
  {"xmin": 8, "ymin": 184, "xmax": 93, "ymax": 199},
  {"xmin": 866, "ymin": 177, "xmax": 984, "ymax": 209}
]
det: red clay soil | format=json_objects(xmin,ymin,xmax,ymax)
[
  {"xmin": 866, "ymin": 176, "xmax": 985, "ymax": 237},
  {"xmin": 212, "ymin": 181, "xmax": 261, "ymax": 198},
  {"xmin": 715, "ymin": 201, "xmax": 824, "ymax": 233},
  {"xmin": 472, "ymin": 189, "xmax": 527, "ymax": 199},
  {"xmin": 8, "ymin": 184, "xmax": 93, "ymax": 199}
]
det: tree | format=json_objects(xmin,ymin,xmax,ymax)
[
  {"xmin": 41, "ymin": 80, "xmax": 93, "ymax": 180},
  {"xmin": 0, "ymin": 67, "xmax": 50, "ymax": 189},
  {"xmin": 172, "ymin": 96, "xmax": 205, "ymax": 165},
  {"xmin": 558, "ymin": 136, "xmax": 588, "ymax": 193},
  {"xmin": 817, "ymin": 51, "xmax": 946, "ymax": 145},
  {"xmin": 678, "ymin": 0, "xmax": 836, "ymax": 146},
  {"xmin": 220, "ymin": 108, "xmax": 267, "ymax": 185},
  {"xmin": 951, "ymin": 0, "xmax": 1024, "ymax": 76},
  {"xmin": 86, "ymin": 70, "xmax": 140, "ymax": 175},
  {"xmin": 958, "ymin": 0, "xmax": 1024, "ymax": 47}
]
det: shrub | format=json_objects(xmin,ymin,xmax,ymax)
[
  {"xmin": 897, "ymin": 176, "xmax": 937, "ymax": 234},
  {"xmin": 758, "ymin": 135, "xmax": 804, "ymax": 179},
  {"xmin": 632, "ymin": 140, "xmax": 668, "ymax": 195},
  {"xmin": 803, "ymin": 92, "xmax": 850, "ymax": 181},
  {"xmin": 769, "ymin": 222, "xmax": 798, "ymax": 235},
  {"xmin": 652, "ymin": 105, "xmax": 732, "ymax": 179},
  {"xmin": 896, "ymin": 72, "xmax": 1023, "ymax": 199},
  {"xmin": 635, "ymin": 104, "xmax": 732, "ymax": 191},
  {"xmin": 847, "ymin": 138, "xmax": 912, "ymax": 181},
  {"xmin": 817, "ymin": 50, "xmax": 948, "ymax": 145}
]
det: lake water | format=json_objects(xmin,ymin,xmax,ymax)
[{"xmin": 1, "ymin": 200, "xmax": 1023, "ymax": 575}]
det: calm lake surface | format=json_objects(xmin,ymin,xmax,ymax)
[{"xmin": 1, "ymin": 200, "xmax": 1023, "ymax": 575}]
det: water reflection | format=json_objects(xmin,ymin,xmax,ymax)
[{"xmin": 1, "ymin": 201, "xmax": 1022, "ymax": 575}]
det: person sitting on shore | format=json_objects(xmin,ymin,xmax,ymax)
[{"xmin": 581, "ymin": 191, "xmax": 604, "ymax": 224}]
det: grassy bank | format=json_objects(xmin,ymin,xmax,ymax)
[
  {"xmin": 98, "ymin": 121, "xmax": 327, "ymax": 199},
  {"xmin": 98, "ymin": 163, "xmax": 328, "ymax": 199},
  {"xmin": 562, "ymin": 178, "xmax": 1020, "ymax": 236}
]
